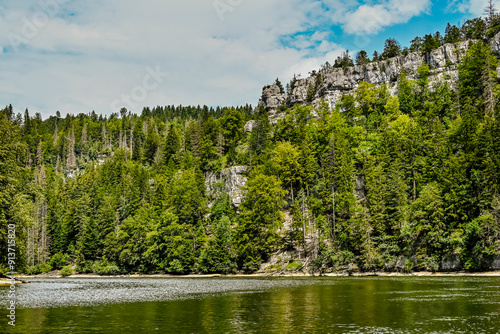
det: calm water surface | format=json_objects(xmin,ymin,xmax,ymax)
[{"xmin": 1, "ymin": 276, "xmax": 500, "ymax": 333}]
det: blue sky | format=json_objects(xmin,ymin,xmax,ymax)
[{"xmin": 0, "ymin": 0, "xmax": 493, "ymax": 118}]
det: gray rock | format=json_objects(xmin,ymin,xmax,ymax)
[
  {"xmin": 441, "ymin": 254, "xmax": 460, "ymax": 271},
  {"xmin": 395, "ymin": 256, "xmax": 411, "ymax": 270},
  {"xmin": 491, "ymin": 256, "xmax": 500, "ymax": 270},
  {"xmin": 269, "ymin": 112, "xmax": 286, "ymax": 126},
  {"xmin": 490, "ymin": 31, "xmax": 500, "ymax": 57},
  {"xmin": 244, "ymin": 120, "xmax": 256, "ymax": 133},
  {"xmin": 221, "ymin": 166, "xmax": 250, "ymax": 207},
  {"xmin": 354, "ymin": 174, "xmax": 366, "ymax": 203},
  {"xmin": 205, "ymin": 166, "xmax": 250, "ymax": 207},
  {"xmin": 259, "ymin": 84, "xmax": 287, "ymax": 114},
  {"xmin": 257, "ymin": 34, "xmax": 500, "ymax": 113}
]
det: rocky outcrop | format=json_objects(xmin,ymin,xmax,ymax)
[
  {"xmin": 258, "ymin": 84, "xmax": 286, "ymax": 114},
  {"xmin": 244, "ymin": 120, "xmax": 256, "ymax": 133},
  {"xmin": 492, "ymin": 256, "xmax": 500, "ymax": 270},
  {"xmin": 354, "ymin": 174, "xmax": 366, "ymax": 204},
  {"xmin": 205, "ymin": 166, "xmax": 250, "ymax": 207},
  {"xmin": 441, "ymin": 254, "xmax": 461, "ymax": 271},
  {"xmin": 258, "ymin": 32, "xmax": 500, "ymax": 115}
]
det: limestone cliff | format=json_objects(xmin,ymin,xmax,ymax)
[
  {"xmin": 205, "ymin": 166, "xmax": 250, "ymax": 208},
  {"xmin": 258, "ymin": 32, "xmax": 500, "ymax": 115}
]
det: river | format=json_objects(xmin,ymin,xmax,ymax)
[{"xmin": 1, "ymin": 276, "xmax": 500, "ymax": 333}]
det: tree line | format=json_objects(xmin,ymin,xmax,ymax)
[{"xmin": 1, "ymin": 29, "xmax": 500, "ymax": 277}]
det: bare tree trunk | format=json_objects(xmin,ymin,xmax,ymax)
[
  {"xmin": 332, "ymin": 185, "xmax": 336, "ymax": 242},
  {"xmin": 413, "ymin": 170, "xmax": 417, "ymax": 201},
  {"xmin": 130, "ymin": 127, "xmax": 134, "ymax": 158},
  {"xmin": 301, "ymin": 194, "xmax": 306, "ymax": 258}
]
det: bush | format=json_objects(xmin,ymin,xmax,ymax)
[
  {"xmin": 27, "ymin": 263, "xmax": 52, "ymax": 275},
  {"xmin": 286, "ymin": 261, "xmax": 304, "ymax": 271},
  {"xmin": 60, "ymin": 266, "xmax": 74, "ymax": 277},
  {"xmin": 168, "ymin": 259, "xmax": 186, "ymax": 274},
  {"xmin": 242, "ymin": 257, "xmax": 261, "ymax": 273},
  {"xmin": 50, "ymin": 253, "xmax": 70, "ymax": 270},
  {"xmin": 99, "ymin": 264, "xmax": 120, "ymax": 275},
  {"xmin": 404, "ymin": 259, "xmax": 414, "ymax": 273},
  {"xmin": 91, "ymin": 260, "xmax": 121, "ymax": 275},
  {"xmin": 84, "ymin": 261, "xmax": 94, "ymax": 273},
  {"xmin": 315, "ymin": 248, "xmax": 356, "ymax": 271}
]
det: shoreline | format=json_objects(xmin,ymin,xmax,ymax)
[{"xmin": 8, "ymin": 270, "xmax": 500, "ymax": 280}]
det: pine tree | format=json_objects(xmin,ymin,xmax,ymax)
[{"xmin": 485, "ymin": 0, "xmax": 497, "ymax": 26}]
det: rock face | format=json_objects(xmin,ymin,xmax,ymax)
[
  {"xmin": 259, "ymin": 84, "xmax": 286, "ymax": 115},
  {"xmin": 491, "ymin": 256, "xmax": 500, "ymax": 270},
  {"xmin": 244, "ymin": 120, "xmax": 256, "ymax": 133},
  {"xmin": 258, "ymin": 33, "xmax": 500, "ymax": 114},
  {"xmin": 205, "ymin": 166, "xmax": 250, "ymax": 207},
  {"xmin": 221, "ymin": 166, "xmax": 249, "ymax": 207},
  {"xmin": 441, "ymin": 254, "xmax": 461, "ymax": 271}
]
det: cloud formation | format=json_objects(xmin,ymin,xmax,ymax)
[
  {"xmin": 445, "ymin": 0, "xmax": 500, "ymax": 15},
  {"xmin": 0, "ymin": 0, "xmax": 433, "ymax": 117},
  {"xmin": 327, "ymin": 0, "xmax": 432, "ymax": 35}
]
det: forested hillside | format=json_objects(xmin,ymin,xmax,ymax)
[{"xmin": 1, "ymin": 17, "xmax": 500, "ymax": 276}]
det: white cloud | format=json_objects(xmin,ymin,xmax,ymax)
[
  {"xmin": 0, "ymin": 0, "xmax": 430, "ymax": 118},
  {"xmin": 445, "ymin": 0, "xmax": 500, "ymax": 15},
  {"xmin": 341, "ymin": 0, "xmax": 432, "ymax": 35}
]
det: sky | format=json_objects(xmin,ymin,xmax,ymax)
[{"xmin": 0, "ymin": 0, "xmax": 494, "ymax": 119}]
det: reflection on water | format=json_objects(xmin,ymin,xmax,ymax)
[{"xmin": 1, "ymin": 277, "xmax": 500, "ymax": 333}]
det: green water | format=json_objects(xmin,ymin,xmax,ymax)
[{"xmin": 2, "ymin": 276, "xmax": 500, "ymax": 333}]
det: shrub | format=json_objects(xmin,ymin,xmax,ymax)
[
  {"xmin": 99, "ymin": 264, "xmax": 120, "ymax": 275},
  {"xmin": 91, "ymin": 260, "xmax": 121, "ymax": 275},
  {"xmin": 404, "ymin": 259, "xmax": 413, "ymax": 273},
  {"xmin": 50, "ymin": 253, "xmax": 70, "ymax": 270},
  {"xmin": 286, "ymin": 261, "xmax": 304, "ymax": 271},
  {"xmin": 27, "ymin": 263, "xmax": 52, "ymax": 275},
  {"xmin": 60, "ymin": 266, "xmax": 74, "ymax": 277}
]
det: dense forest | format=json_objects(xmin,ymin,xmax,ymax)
[{"xmin": 1, "ymin": 17, "xmax": 500, "ymax": 276}]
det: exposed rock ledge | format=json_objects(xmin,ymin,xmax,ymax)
[
  {"xmin": 258, "ymin": 32, "xmax": 500, "ymax": 115},
  {"xmin": 205, "ymin": 166, "xmax": 249, "ymax": 207}
]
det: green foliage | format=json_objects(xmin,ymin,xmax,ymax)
[
  {"xmin": 237, "ymin": 173, "xmax": 287, "ymax": 271},
  {"xmin": 50, "ymin": 253, "xmax": 70, "ymax": 270},
  {"xmin": 2, "ymin": 18, "xmax": 500, "ymax": 276},
  {"xmin": 461, "ymin": 18, "xmax": 487, "ymax": 41},
  {"xmin": 220, "ymin": 108, "xmax": 245, "ymax": 158},
  {"xmin": 91, "ymin": 258, "xmax": 121, "ymax": 275},
  {"xmin": 314, "ymin": 247, "xmax": 356, "ymax": 271},
  {"xmin": 27, "ymin": 263, "xmax": 52, "ymax": 275},
  {"xmin": 382, "ymin": 38, "xmax": 401, "ymax": 59},
  {"xmin": 444, "ymin": 23, "xmax": 462, "ymax": 44},
  {"xmin": 422, "ymin": 33, "xmax": 442, "ymax": 53},
  {"xmin": 286, "ymin": 261, "xmax": 304, "ymax": 271},
  {"xmin": 60, "ymin": 266, "xmax": 74, "ymax": 277},
  {"xmin": 200, "ymin": 216, "xmax": 237, "ymax": 274},
  {"xmin": 249, "ymin": 107, "xmax": 272, "ymax": 159},
  {"xmin": 333, "ymin": 51, "xmax": 354, "ymax": 69},
  {"xmin": 272, "ymin": 142, "xmax": 302, "ymax": 193},
  {"xmin": 461, "ymin": 214, "xmax": 498, "ymax": 271},
  {"xmin": 355, "ymin": 50, "xmax": 370, "ymax": 66},
  {"xmin": 275, "ymin": 78, "xmax": 285, "ymax": 94},
  {"xmin": 306, "ymin": 83, "xmax": 317, "ymax": 103}
]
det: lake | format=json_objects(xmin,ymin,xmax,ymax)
[{"xmin": 1, "ymin": 276, "xmax": 500, "ymax": 333}]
